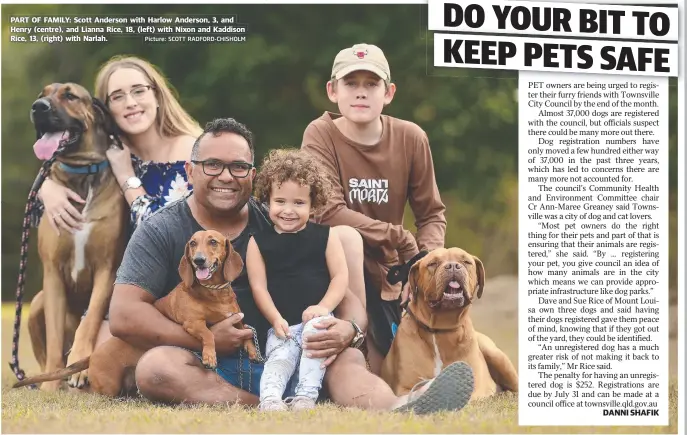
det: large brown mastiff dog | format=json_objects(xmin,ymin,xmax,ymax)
[
  {"xmin": 14, "ymin": 230, "xmax": 260, "ymax": 397},
  {"xmin": 27, "ymin": 83, "xmax": 128, "ymax": 391},
  {"xmin": 381, "ymin": 247, "xmax": 518, "ymax": 400}
]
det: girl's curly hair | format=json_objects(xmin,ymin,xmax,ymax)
[{"xmin": 254, "ymin": 148, "xmax": 333, "ymax": 211}]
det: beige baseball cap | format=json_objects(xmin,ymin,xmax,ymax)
[{"xmin": 331, "ymin": 43, "xmax": 391, "ymax": 82}]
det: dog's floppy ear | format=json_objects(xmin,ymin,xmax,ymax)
[
  {"xmin": 473, "ymin": 255, "xmax": 485, "ymax": 298},
  {"xmin": 407, "ymin": 261, "xmax": 421, "ymax": 302},
  {"xmin": 178, "ymin": 241, "xmax": 194, "ymax": 288},
  {"xmin": 223, "ymin": 239, "xmax": 244, "ymax": 283},
  {"xmin": 91, "ymin": 98, "xmax": 124, "ymax": 149},
  {"xmin": 387, "ymin": 250, "xmax": 429, "ymax": 286}
]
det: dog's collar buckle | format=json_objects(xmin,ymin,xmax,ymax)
[{"xmin": 58, "ymin": 160, "xmax": 110, "ymax": 175}]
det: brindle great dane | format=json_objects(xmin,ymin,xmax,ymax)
[{"xmin": 27, "ymin": 83, "xmax": 128, "ymax": 392}]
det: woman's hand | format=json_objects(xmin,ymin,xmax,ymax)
[
  {"xmin": 302, "ymin": 317, "xmax": 355, "ymax": 368},
  {"xmin": 39, "ymin": 178, "xmax": 85, "ymax": 235},
  {"xmin": 105, "ymin": 138, "xmax": 135, "ymax": 183}
]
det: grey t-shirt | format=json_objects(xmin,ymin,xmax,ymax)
[{"xmin": 114, "ymin": 193, "xmax": 273, "ymax": 351}]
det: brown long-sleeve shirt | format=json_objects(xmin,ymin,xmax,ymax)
[{"xmin": 301, "ymin": 111, "xmax": 446, "ymax": 300}]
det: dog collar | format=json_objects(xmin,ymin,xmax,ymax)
[
  {"xmin": 58, "ymin": 160, "xmax": 110, "ymax": 175},
  {"xmin": 198, "ymin": 281, "xmax": 232, "ymax": 290},
  {"xmin": 405, "ymin": 305, "xmax": 461, "ymax": 333}
]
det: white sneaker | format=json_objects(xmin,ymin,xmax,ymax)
[
  {"xmin": 258, "ymin": 397, "xmax": 287, "ymax": 411},
  {"xmin": 286, "ymin": 396, "xmax": 316, "ymax": 410}
]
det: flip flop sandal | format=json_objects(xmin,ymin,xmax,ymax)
[{"xmin": 394, "ymin": 361, "xmax": 474, "ymax": 415}]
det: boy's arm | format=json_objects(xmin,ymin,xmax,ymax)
[
  {"xmin": 320, "ymin": 228, "xmax": 349, "ymax": 311},
  {"xmin": 246, "ymin": 237, "xmax": 282, "ymax": 325},
  {"xmin": 408, "ymin": 131, "xmax": 447, "ymax": 252},
  {"xmin": 302, "ymin": 124, "xmax": 418, "ymax": 262}
]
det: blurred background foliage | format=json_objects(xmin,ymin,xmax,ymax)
[{"xmin": 1, "ymin": 4, "xmax": 678, "ymax": 303}]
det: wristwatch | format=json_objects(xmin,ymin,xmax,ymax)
[
  {"xmin": 349, "ymin": 320, "xmax": 365, "ymax": 349},
  {"xmin": 121, "ymin": 176, "xmax": 142, "ymax": 192}
]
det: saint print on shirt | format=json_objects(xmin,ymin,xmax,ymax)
[{"xmin": 348, "ymin": 178, "xmax": 389, "ymax": 205}]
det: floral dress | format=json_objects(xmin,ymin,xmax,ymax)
[{"xmin": 129, "ymin": 155, "xmax": 192, "ymax": 228}]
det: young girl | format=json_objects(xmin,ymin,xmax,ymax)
[{"xmin": 247, "ymin": 148, "xmax": 349, "ymax": 411}]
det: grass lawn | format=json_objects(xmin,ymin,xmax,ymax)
[{"xmin": 1, "ymin": 294, "xmax": 679, "ymax": 433}]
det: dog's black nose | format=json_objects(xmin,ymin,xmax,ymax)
[
  {"xmin": 193, "ymin": 256, "xmax": 206, "ymax": 266},
  {"xmin": 32, "ymin": 98, "xmax": 51, "ymax": 113},
  {"xmin": 444, "ymin": 262, "xmax": 463, "ymax": 271}
]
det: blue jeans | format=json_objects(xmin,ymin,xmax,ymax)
[{"xmin": 189, "ymin": 349, "xmax": 298, "ymax": 398}]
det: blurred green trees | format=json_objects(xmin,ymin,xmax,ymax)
[{"xmin": 1, "ymin": 4, "xmax": 678, "ymax": 302}]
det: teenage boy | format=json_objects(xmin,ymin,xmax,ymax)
[{"xmin": 301, "ymin": 43, "xmax": 447, "ymax": 373}]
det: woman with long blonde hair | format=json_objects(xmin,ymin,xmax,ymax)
[{"xmin": 38, "ymin": 55, "xmax": 202, "ymax": 231}]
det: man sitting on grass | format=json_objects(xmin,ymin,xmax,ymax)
[{"xmin": 108, "ymin": 117, "xmax": 475, "ymax": 413}]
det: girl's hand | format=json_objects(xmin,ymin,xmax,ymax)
[
  {"xmin": 302, "ymin": 305, "xmax": 329, "ymax": 323},
  {"xmin": 105, "ymin": 137, "xmax": 134, "ymax": 182},
  {"xmin": 39, "ymin": 178, "xmax": 85, "ymax": 235},
  {"xmin": 273, "ymin": 317, "xmax": 291, "ymax": 338}
]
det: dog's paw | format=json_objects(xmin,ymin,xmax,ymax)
[
  {"xmin": 202, "ymin": 351, "xmax": 217, "ymax": 370},
  {"xmin": 245, "ymin": 342, "xmax": 260, "ymax": 361},
  {"xmin": 67, "ymin": 368, "xmax": 89, "ymax": 389},
  {"xmin": 66, "ymin": 349, "xmax": 90, "ymax": 389}
]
